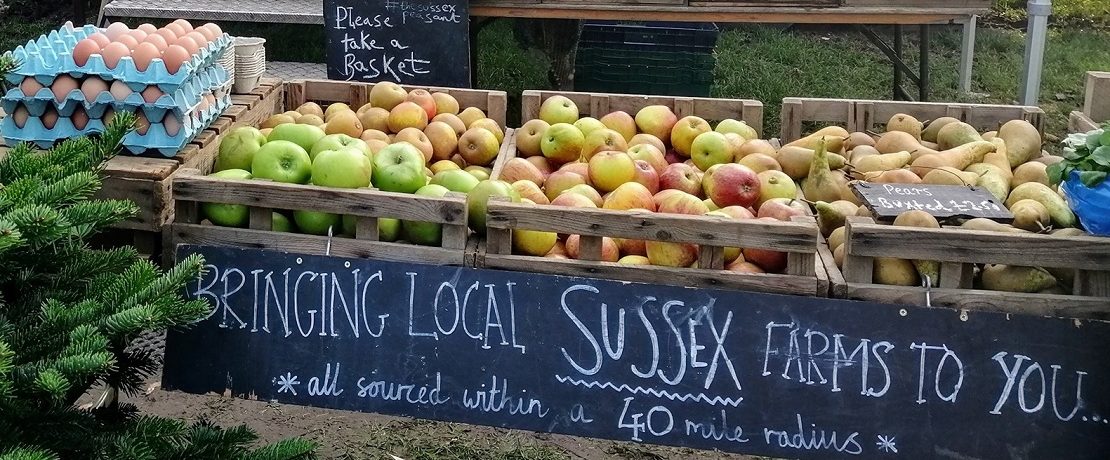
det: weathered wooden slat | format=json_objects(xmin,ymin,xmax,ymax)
[
  {"xmin": 169, "ymin": 223, "xmax": 467, "ymax": 266},
  {"xmin": 483, "ymin": 254, "xmax": 822, "ymax": 296},
  {"xmin": 847, "ymin": 222, "xmax": 1110, "ymax": 270},
  {"xmin": 172, "ymin": 172, "xmax": 467, "ymax": 224},
  {"xmin": 844, "ymin": 285, "xmax": 1110, "ymax": 320},
  {"xmin": 486, "ymin": 201, "xmax": 817, "ymax": 252}
]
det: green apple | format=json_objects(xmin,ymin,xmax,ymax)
[
  {"xmin": 267, "ymin": 123, "xmax": 326, "ymax": 152},
  {"xmin": 372, "ymin": 142, "xmax": 426, "ymax": 194},
  {"xmin": 465, "ymin": 166, "xmax": 490, "ymax": 181},
  {"xmin": 293, "ymin": 210, "xmax": 341, "ymax": 235},
  {"xmin": 341, "ymin": 215, "xmax": 400, "ymax": 241},
  {"xmin": 252, "ymin": 140, "xmax": 312, "ymax": 184},
  {"xmin": 403, "ymin": 184, "xmax": 450, "ymax": 246},
  {"xmin": 310, "ymin": 134, "xmax": 371, "ymax": 160},
  {"xmin": 541, "ymin": 123, "xmax": 585, "ymax": 164},
  {"xmin": 430, "ymin": 169, "xmax": 480, "ymax": 193},
  {"xmin": 538, "ymin": 95, "xmax": 579, "ymax": 125},
  {"xmin": 201, "ymin": 169, "xmax": 252, "ymax": 227},
  {"xmin": 715, "ymin": 118, "xmax": 758, "ymax": 140},
  {"xmin": 272, "ymin": 212, "xmax": 294, "ymax": 232},
  {"xmin": 573, "ymin": 117, "xmax": 607, "ymax": 138},
  {"xmin": 215, "ymin": 127, "xmax": 267, "ymax": 172},
  {"xmin": 690, "ymin": 131, "xmax": 733, "ymax": 171},
  {"xmin": 311, "ymin": 147, "xmax": 372, "ymax": 188},
  {"xmin": 466, "ymin": 179, "xmax": 520, "ymax": 233}
]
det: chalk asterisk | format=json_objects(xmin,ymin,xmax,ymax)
[
  {"xmin": 275, "ymin": 372, "xmax": 301, "ymax": 395},
  {"xmin": 876, "ymin": 434, "xmax": 898, "ymax": 453}
]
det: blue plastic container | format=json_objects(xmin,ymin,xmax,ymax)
[{"xmin": 1061, "ymin": 170, "xmax": 1110, "ymax": 236}]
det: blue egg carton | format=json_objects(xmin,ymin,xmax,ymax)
[
  {"xmin": 3, "ymin": 23, "xmax": 231, "ymax": 93},
  {"xmin": 3, "ymin": 64, "xmax": 230, "ymax": 122},
  {"xmin": 1, "ymin": 115, "xmax": 107, "ymax": 149},
  {"xmin": 122, "ymin": 82, "xmax": 232, "ymax": 156},
  {"xmin": 2, "ymin": 76, "xmax": 232, "ymax": 155}
]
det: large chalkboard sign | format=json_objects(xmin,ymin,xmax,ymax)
[
  {"xmin": 852, "ymin": 181, "xmax": 1014, "ymax": 222},
  {"xmin": 163, "ymin": 245, "xmax": 1110, "ymax": 459},
  {"xmin": 324, "ymin": 0, "xmax": 470, "ymax": 86}
]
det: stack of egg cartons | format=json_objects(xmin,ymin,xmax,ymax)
[{"xmin": 2, "ymin": 20, "xmax": 233, "ymax": 156}]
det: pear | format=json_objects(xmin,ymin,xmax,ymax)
[
  {"xmin": 1011, "ymin": 161, "xmax": 1049, "ymax": 188},
  {"xmin": 874, "ymin": 257, "xmax": 920, "ymax": 286},
  {"xmin": 937, "ymin": 122, "xmax": 983, "ymax": 150},
  {"xmin": 845, "ymin": 132, "xmax": 876, "ymax": 150},
  {"xmin": 921, "ymin": 116, "xmax": 960, "ymax": 143},
  {"xmin": 801, "ymin": 138, "xmax": 845, "ymax": 203},
  {"xmin": 1009, "ymin": 199, "xmax": 1050, "ymax": 232},
  {"xmin": 997, "ymin": 120, "xmax": 1042, "ymax": 167},
  {"xmin": 854, "ymin": 151, "xmax": 911, "ymax": 173},
  {"xmin": 886, "ymin": 113, "xmax": 923, "ymax": 140},
  {"xmin": 786, "ymin": 126, "xmax": 849, "ymax": 151},
  {"xmin": 909, "ymin": 141, "xmax": 996, "ymax": 177},
  {"xmin": 875, "ymin": 130, "xmax": 940, "ymax": 160},
  {"xmin": 779, "ymin": 145, "xmax": 846, "ymax": 180},
  {"xmin": 965, "ymin": 163, "xmax": 1010, "ymax": 201},
  {"xmin": 960, "ymin": 218, "xmax": 1027, "ymax": 233},
  {"xmin": 981, "ymin": 265, "xmax": 1056, "ymax": 293},
  {"xmin": 850, "ymin": 145, "xmax": 881, "ymax": 162},
  {"xmin": 893, "ymin": 210, "xmax": 940, "ymax": 287},
  {"xmin": 922, "ymin": 166, "xmax": 979, "ymax": 186},
  {"xmin": 1005, "ymin": 182, "xmax": 1077, "ymax": 228},
  {"xmin": 815, "ymin": 200, "xmax": 859, "ymax": 237}
]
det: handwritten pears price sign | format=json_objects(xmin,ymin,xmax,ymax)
[
  {"xmin": 163, "ymin": 245, "xmax": 1110, "ymax": 459},
  {"xmin": 852, "ymin": 182, "xmax": 1014, "ymax": 222},
  {"xmin": 324, "ymin": 0, "xmax": 470, "ymax": 87}
]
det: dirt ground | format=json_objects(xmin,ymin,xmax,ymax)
[{"xmin": 106, "ymin": 378, "xmax": 764, "ymax": 460}]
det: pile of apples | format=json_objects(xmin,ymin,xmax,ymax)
[
  {"xmin": 498, "ymin": 95, "xmax": 808, "ymax": 273},
  {"xmin": 794, "ymin": 113, "xmax": 1081, "ymax": 294},
  {"xmin": 204, "ymin": 81, "xmax": 505, "ymax": 246}
]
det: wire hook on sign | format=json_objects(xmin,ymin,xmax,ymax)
[{"xmin": 922, "ymin": 274, "xmax": 932, "ymax": 307}]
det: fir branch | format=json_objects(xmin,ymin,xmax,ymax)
[
  {"xmin": 245, "ymin": 439, "xmax": 319, "ymax": 460},
  {"xmin": 0, "ymin": 447, "xmax": 59, "ymax": 460}
]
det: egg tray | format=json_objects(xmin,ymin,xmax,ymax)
[
  {"xmin": 3, "ymin": 64, "xmax": 230, "ymax": 120},
  {"xmin": 1, "ymin": 79, "xmax": 232, "ymax": 156},
  {"xmin": 3, "ymin": 24, "xmax": 231, "ymax": 93}
]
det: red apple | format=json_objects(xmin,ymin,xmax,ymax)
[
  {"xmin": 526, "ymin": 156, "xmax": 553, "ymax": 179},
  {"xmin": 659, "ymin": 163, "xmax": 703, "ymax": 197},
  {"xmin": 743, "ymin": 217, "xmax": 787, "ymax": 272},
  {"xmin": 631, "ymin": 160, "xmax": 660, "ymax": 194},
  {"xmin": 653, "ymin": 189, "xmax": 685, "ymax": 208},
  {"xmin": 499, "ymin": 157, "xmax": 545, "ymax": 186},
  {"xmin": 563, "ymin": 184, "xmax": 604, "ymax": 207},
  {"xmin": 727, "ymin": 259, "xmax": 765, "ymax": 273},
  {"xmin": 603, "ymin": 182, "xmax": 656, "ymax": 211},
  {"xmin": 629, "ymin": 133, "xmax": 666, "ymax": 155},
  {"xmin": 628, "ymin": 143, "xmax": 668, "ymax": 174},
  {"xmin": 715, "ymin": 205, "xmax": 755, "ymax": 220},
  {"xmin": 703, "ymin": 163, "xmax": 761, "ymax": 208},
  {"xmin": 559, "ymin": 161, "xmax": 590, "ymax": 180},
  {"xmin": 664, "ymin": 149, "xmax": 682, "ymax": 165},
  {"xmin": 646, "ymin": 193, "xmax": 705, "ymax": 267},
  {"xmin": 551, "ymin": 192, "xmax": 597, "ymax": 208},
  {"xmin": 544, "ymin": 170, "xmax": 588, "ymax": 201},
  {"xmin": 656, "ymin": 191, "xmax": 709, "ymax": 216},
  {"xmin": 757, "ymin": 198, "xmax": 811, "ymax": 221}
]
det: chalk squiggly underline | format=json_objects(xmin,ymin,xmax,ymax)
[{"xmin": 554, "ymin": 375, "xmax": 744, "ymax": 407}]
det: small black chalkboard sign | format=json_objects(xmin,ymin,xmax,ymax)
[
  {"xmin": 162, "ymin": 245, "xmax": 1110, "ymax": 459},
  {"xmin": 324, "ymin": 0, "xmax": 470, "ymax": 87},
  {"xmin": 852, "ymin": 181, "xmax": 1014, "ymax": 222}
]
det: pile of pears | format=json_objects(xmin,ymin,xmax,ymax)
[{"xmin": 786, "ymin": 113, "xmax": 1084, "ymax": 294}]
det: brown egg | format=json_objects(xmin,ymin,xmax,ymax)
[
  {"xmin": 135, "ymin": 111, "xmax": 150, "ymax": 135},
  {"xmin": 128, "ymin": 29, "xmax": 148, "ymax": 43},
  {"xmin": 50, "ymin": 75, "xmax": 79, "ymax": 102},
  {"xmin": 20, "ymin": 77, "xmax": 43, "ymax": 97},
  {"xmin": 87, "ymin": 32, "xmax": 111, "ymax": 48},
  {"xmin": 105, "ymin": 22, "xmax": 130, "ymax": 41},
  {"xmin": 154, "ymin": 28, "xmax": 178, "ymax": 45},
  {"xmin": 80, "ymin": 76, "xmax": 108, "ymax": 102},
  {"xmin": 185, "ymin": 31, "xmax": 209, "ymax": 49},
  {"xmin": 195, "ymin": 25, "xmax": 217, "ymax": 42},
  {"xmin": 140, "ymin": 85, "xmax": 163, "ymax": 103},
  {"xmin": 102, "ymin": 107, "xmax": 116, "ymax": 124},
  {"xmin": 163, "ymin": 113, "xmax": 182, "ymax": 136},
  {"xmin": 41, "ymin": 109, "xmax": 59, "ymax": 130},
  {"xmin": 71, "ymin": 108, "xmax": 90, "ymax": 130},
  {"xmin": 142, "ymin": 33, "xmax": 168, "ymax": 51},
  {"xmin": 132, "ymin": 42, "xmax": 161, "ymax": 71},
  {"xmin": 115, "ymin": 34, "xmax": 139, "ymax": 51},
  {"xmin": 72, "ymin": 38, "xmax": 101, "ymax": 66},
  {"xmin": 137, "ymin": 23, "xmax": 158, "ymax": 34},
  {"xmin": 164, "ymin": 23, "xmax": 186, "ymax": 39},
  {"xmin": 175, "ymin": 36, "xmax": 199, "ymax": 56},
  {"xmin": 100, "ymin": 42, "xmax": 131, "ymax": 69},
  {"xmin": 109, "ymin": 79, "xmax": 132, "ymax": 101},
  {"xmin": 12, "ymin": 106, "xmax": 29, "ymax": 128},
  {"xmin": 202, "ymin": 23, "xmax": 223, "ymax": 38},
  {"xmin": 161, "ymin": 45, "xmax": 190, "ymax": 74},
  {"xmin": 172, "ymin": 19, "xmax": 194, "ymax": 32}
]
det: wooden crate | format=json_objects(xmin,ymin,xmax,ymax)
[
  {"xmin": 284, "ymin": 79, "xmax": 508, "ymax": 128},
  {"xmin": 779, "ymin": 97, "xmax": 1045, "ymax": 142},
  {"xmin": 834, "ymin": 216, "xmax": 1110, "ymax": 320},
  {"xmin": 520, "ymin": 89, "xmax": 765, "ymax": 137},
  {"xmin": 166, "ymin": 169, "xmax": 471, "ymax": 266},
  {"xmin": 479, "ymin": 200, "xmax": 826, "ymax": 296}
]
